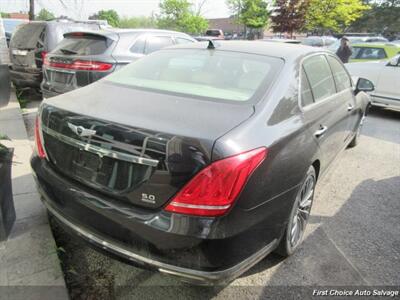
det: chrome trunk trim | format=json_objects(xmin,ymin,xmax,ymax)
[{"xmin": 41, "ymin": 125, "xmax": 159, "ymax": 167}]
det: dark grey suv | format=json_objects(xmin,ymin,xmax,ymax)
[
  {"xmin": 41, "ymin": 29, "xmax": 196, "ymax": 98},
  {"xmin": 9, "ymin": 20, "xmax": 101, "ymax": 92}
]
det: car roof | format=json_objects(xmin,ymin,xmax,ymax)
[{"xmin": 167, "ymin": 40, "xmax": 327, "ymax": 60}]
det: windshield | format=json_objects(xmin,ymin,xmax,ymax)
[{"xmin": 106, "ymin": 49, "xmax": 283, "ymax": 102}]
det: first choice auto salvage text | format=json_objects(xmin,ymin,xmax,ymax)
[{"xmin": 313, "ymin": 289, "xmax": 399, "ymax": 297}]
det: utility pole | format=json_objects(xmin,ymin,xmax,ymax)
[{"xmin": 29, "ymin": 0, "xmax": 35, "ymax": 21}]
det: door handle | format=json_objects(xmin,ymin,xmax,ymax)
[
  {"xmin": 347, "ymin": 104, "xmax": 354, "ymax": 111},
  {"xmin": 314, "ymin": 125, "xmax": 328, "ymax": 138}
]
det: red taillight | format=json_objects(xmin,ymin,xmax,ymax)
[
  {"xmin": 165, "ymin": 147, "xmax": 267, "ymax": 217},
  {"xmin": 34, "ymin": 116, "xmax": 46, "ymax": 159},
  {"xmin": 41, "ymin": 51, "xmax": 47, "ymax": 62},
  {"xmin": 44, "ymin": 59, "xmax": 113, "ymax": 71}
]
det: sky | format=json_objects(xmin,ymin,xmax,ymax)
[{"xmin": 0, "ymin": 0, "xmax": 231, "ymax": 19}]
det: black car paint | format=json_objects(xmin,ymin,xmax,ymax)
[{"xmin": 31, "ymin": 42, "xmax": 369, "ymax": 283}]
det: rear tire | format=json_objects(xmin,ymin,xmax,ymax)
[{"xmin": 275, "ymin": 166, "xmax": 316, "ymax": 257}]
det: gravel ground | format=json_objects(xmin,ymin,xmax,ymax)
[{"xmin": 22, "ymin": 101, "xmax": 400, "ymax": 299}]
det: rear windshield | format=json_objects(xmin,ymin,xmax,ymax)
[
  {"xmin": 206, "ymin": 30, "xmax": 222, "ymax": 37},
  {"xmin": 106, "ymin": 49, "xmax": 283, "ymax": 102},
  {"xmin": 53, "ymin": 34, "xmax": 110, "ymax": 56},
  {"xmin": 10, "ymin": 23, "xmax": 46, "ymax": 49}
]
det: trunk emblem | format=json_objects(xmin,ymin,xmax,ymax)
[{"xmin": 68, "ymin": 123, "xmax": 97, "ymax": 137}]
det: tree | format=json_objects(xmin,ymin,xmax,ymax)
[
  {"xmin": 119, "ymin": 16, "xmax": 157, "ymax": 29},
  {"xmin": 227, "ymin": 0, "xmax": 269, "ymax": 39},
  {"xmin": 89, "ymin": 10, "xmax": 120, "ymax": 27},
  {"xmin": 157, "ymin": 0, "xmax": 209, "ymax": 34},
  {"xmin": 36, "ymin": 8, "xmax": 56, "ymax": 21},
  {"xmin": 304, "ymin": 0, "xmax": 370, "ymax": 33},
  {"xmin": 349, "ymin": 0, "xmax": 400, "ymax": 37},
  {"xmin": 271, "ymin": 0, "xmax": 309, "ymax": 37}
]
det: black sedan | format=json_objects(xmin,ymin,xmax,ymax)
[{"xmin": 31, "ymin": 41, "xmax": 372, "ymax": 284}]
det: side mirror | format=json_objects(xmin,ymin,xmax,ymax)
[
  {"xmin": 387, "ymin": 56, "xmax": 400, "ymax": 67},
  {"xmin": 355, "ymin": 78, "xmax": 374, "ymax": 94}
]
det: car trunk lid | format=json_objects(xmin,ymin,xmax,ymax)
[{"xmin": 40, "ymin": 82, "xmax": 254, "ymax": 209}]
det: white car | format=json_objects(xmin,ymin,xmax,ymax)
[{"xmin": 346, "ymin": 54, "xmax": 400, "ymax": 110}]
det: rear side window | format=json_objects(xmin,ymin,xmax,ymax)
[
  {"xmin": 175, "ymin": 37, "xmax": 194, "ymax": 44},
  {"xmin": 10, "ymin": 23, "xmax": 46, "ymax": 49},
  {"xmin": 302, "ymin": 55, "xmax": 336, "ymax": 102},
  {"xmin": 327, "ymin": 56, "xmax": 351, "ymax": 92},
  {"xmin": 300, "ymin": 67, "xmax": 314, "ymax": 106},
  {"xmin": 145, "ymin": 36, "xmax": 174, "ymax": 54},
  {"xmin": 130, "ymin": 36, "xmax": 146, "ymax": 54},
  {"xmin": 53, "ymin": 35, "xmax": 109, "ymax": 56},
  {"xmin": 351, "ymin": 47, "xmax": 387, "ymax": 60}
]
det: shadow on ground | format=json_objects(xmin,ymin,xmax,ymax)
[{"xmin": 47, "ymin": 174, "xmax": 400, "ymax": 299}]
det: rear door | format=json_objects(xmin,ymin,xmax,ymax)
[
  {"xmin": 9, "ymin": 23, "xmax": 46, "ymax": 72},
  {"xmin": 42, "ymin": 32, "xmax": 117, "ymax": 94},
  {"xmin": 301, "ymin": 54, "xmax": 348, "ymax": 169}
]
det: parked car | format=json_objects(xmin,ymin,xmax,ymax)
[
  {"xmin": 205, "ymin": 29, "xmax": 224, "ymax": 39},
  {"xmin": 301, "ymin": 36, "xmax": 337, "ymax": 47},
  {"xmin": 41, "ymin": 29, "xmax": 196, "ymax": 98},
  {"xmin": 349, "ymin": 43, "xmax": 400, "ymax": 62},
  {"xmin": 2, "ymin": 18, "xmax": 28, "ymax": 47},
  {"xmin": 346, "ymin": 54, "xmax": 400, "ymax": 110},
  {"xmin": 32, "ymin": 41, "xmax": 372, "ymax": 284},
  {"xmin": 9, "ymin": 20, "xmax": 101, "ymax": 92},
  {"xmin": 327, "ymin": 36, "xmax": 388, "ymax": 53},
  {"xmin": 262, "ymin": 38, "xmax": 301, "ymax": 44}
]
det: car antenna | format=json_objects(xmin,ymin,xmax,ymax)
[{"xmin": 207, "ymin": 39, "xmax": 220, "ymax": 50}]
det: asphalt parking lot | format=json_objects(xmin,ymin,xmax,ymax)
[{"xmin": 22, "ymin": 101, "xmax": 400, "ymax": 299}]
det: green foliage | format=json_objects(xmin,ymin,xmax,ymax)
[
  {"xmin": 349, "ymin": 0, "xmax": 400, "ymax": 35},
  {"xmin": 89, "ymin": 9, "xmax": 120, "ymax": 27},
  {"xmin": 227, "ymin": 0, "xmax": 269, "ymax": 29},
  {"xmin": 36, "ymin": 8, "xmax": 55, "ymax": 21},
  {"xmin": 304, "ymin": 0, "xmax": 370, "ymax": 33},
  {"xmin": 119, "ymin": 16, "xmax": 157, "ymax": 29},
  {"xmin": 157, "ymin": 0, "xmax": 209, "ymax": 34},
  {"xmin": 240, "ymin": 0, "xmax": 269, "ymax": 29},
  {"xmin": 271, "ymin": 0, "xmax": 309, "ymax": 35},
  {"xmin": 0, "ymin": 12, "xmax": 10, "ymax": 18}
]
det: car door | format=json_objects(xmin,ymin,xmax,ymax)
[
  {"xmin": 374, "ymin": 55, "xmax": 400, "ymax": 101},
  {"xmin": 326, "ymin": 55, "xmax": 358, "ymax": 140},
  {"xmin": 300, "ymin": 54, "xmax": 349, "ymax": 170}
]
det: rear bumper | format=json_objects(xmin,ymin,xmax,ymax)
[
  {"xmin": 40, "ymin": 193, "xmax": 277, "ymax": 284},
  {"xmin": 41, "ymin": 87, "xmax": 62, "ymax": 99},
  {"xmin": 10, "ymin": 69, "xmax": 42, "ymax": 88},
  {"xmin": 31, "ymin": 156, "xmax": 281, "ymax": 284}
]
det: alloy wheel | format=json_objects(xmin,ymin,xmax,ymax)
[{"xmin": 289, "ymin": 173, "xmax": 315, "ymax": 249}]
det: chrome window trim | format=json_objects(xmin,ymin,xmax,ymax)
[
  {"xmin": 41, "ymin": 124, "xmax": 159, "ymax": 167},
  {"xmin": 298, "ymin": 52, "xmax": 353, "ymax": 113}
]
